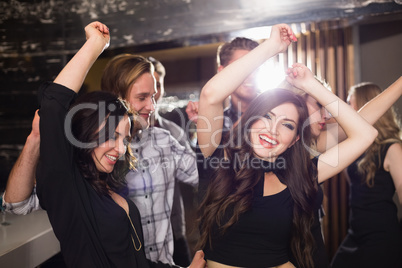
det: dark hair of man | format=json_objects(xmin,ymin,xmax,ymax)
[
  {"xmin": 216, "ymin": 37, "xmax": 259, "ymax": 68},
  {"xmin": 70, "ymin": 91, "xmax": 135, "ymax": 197},
  {"xmin": 197, "ymin": 89, "xmax": 317, "ymax": 268}
]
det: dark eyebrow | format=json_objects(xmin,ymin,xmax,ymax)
[
  {"xmin": 136, "ymin": 92, "xmax": 151, "ymax": 97},
  {"xmin": 268, "ymin": 111, "xmax": 297, "ymax": 124}
]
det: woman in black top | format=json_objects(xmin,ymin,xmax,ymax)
[
  {"xmin": 331, "ymin": 83, "xmax": 402, "ymax": 267},
  {"xmin": 196, "ymin": 23, "xmax": 378, "ymax": 268},
  {"xmin": 36, "ymin": 21, "xmax": 205, "ymax": 268}
]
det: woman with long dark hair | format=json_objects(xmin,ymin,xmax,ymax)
[
  {"xmin": 36, "ymin": 21, "xmax": 205, "ymax": 268},
  {"xmin": 196, "ymin": 23, "xmax": 377, "ymax": 268}
]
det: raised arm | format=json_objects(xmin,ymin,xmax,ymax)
[
  {"xmin": 197, "ymin": 24, "xmax": 297, "ymax": 157},
  {"xmin": 53, "ymin": 21, "xmax": 110, "ymax": 92},
  {"xmin": 4, "ymin": 110, "xmax": 40, "ymax": 203},
  {"xmin": 316, "ymin": 76, "xmax": 402, "ymax": 153},
  {"xmin": 286, "ymin": 63, "xmax": 378, "ymax": 183},
  {"xmin": 3, "ymin": 22, "xmax": 110, "ymax": 208}
]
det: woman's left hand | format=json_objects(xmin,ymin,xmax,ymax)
[{"xmin": 285, "ymin": 62, "xmax": 315, "ymax": 90}]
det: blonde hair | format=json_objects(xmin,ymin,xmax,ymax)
[
  {"xmin": 101, "ymin": 54, "xmax": 154, "ymax": 99},
  {"xmin": 349, "ymin": 82, "xmax": 402, "ymax": 187}
]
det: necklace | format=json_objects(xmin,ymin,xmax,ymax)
[
  {"xmin": 127, "ymin": 213, "xmax": 142, "ymax": 251},
  {"xmin": 109, "ymin": 190, "xmax": 142, "ymax": 251}
]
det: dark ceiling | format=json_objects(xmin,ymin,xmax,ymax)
[{"xmin": 1, "ymin": 0, "xmax": 402, "ymax": 57}]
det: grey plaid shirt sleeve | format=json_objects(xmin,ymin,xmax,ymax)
[{"xmin": 2, "ymin": 186, "xmax": 41, "ymax": 215}]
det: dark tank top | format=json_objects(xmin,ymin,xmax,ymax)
[{"xmin": 201, "ymin": 148, "xmax": 294, "ymax": 267}]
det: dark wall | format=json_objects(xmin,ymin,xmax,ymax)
[{"xmin": 359, "ymin": 18, "xmax": 402, "ymax": 117}]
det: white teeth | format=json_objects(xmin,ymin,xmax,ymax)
[
  {"xmin": 105, "ymin": 154, "xmax": 117, "ymax": 161},
  {"xmin": 259, "ymin": 135, "xmax": 277, "ymax": 145}
]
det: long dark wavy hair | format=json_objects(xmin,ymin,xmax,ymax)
[
  {"xmin": 197, "ymin": 89, "xmax": 318, "ymax": 268},
  {"xmin": 69, "ymin": 91, "xmax": 136, "ymax": 197}
]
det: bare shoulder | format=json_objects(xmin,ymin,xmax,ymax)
[{"xmin": 384, "ymin": 143, "xmax": 402, "ymax": 172}]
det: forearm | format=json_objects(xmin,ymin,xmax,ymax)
[
  {"xmin": 53, "ymin": 36, "xmax": 106, "ymax": 93},
  {"xmin": 359, "ymin": 76, "xmax": 402, "ymax": 125},
  {"xmin": 318, "ymin": 77, "xmax": 401, "ymax": 150},
  {"xmin": 201, "ymin": 39, "xmax": 280, "ymax": 105},
  {"xmin": 4, "ymin": 133, "xmax": 40, "ymax": 203},
  {"xmin": 304, "ymin": 78, "xmax": 377, "ymax": 141}
]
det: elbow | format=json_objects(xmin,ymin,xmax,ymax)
[
  {"xmin": 200, "ymin": 84, "xmax": 221, "ymax": 106},
  {"xmin": 367, "ymin": 127, "xmax": 378, "ymax": 143}
]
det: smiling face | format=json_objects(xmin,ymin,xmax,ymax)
[
  {"xmin": 250, "ymin": 102, "xmax": 300, "ymax": 161},
  {"xmin": 126, "ymin": 72, "xmax": 156, "ymax": 128},
  {"xmin": 92, "ymin": 115, "xmax": 131, "ymax": 173}
]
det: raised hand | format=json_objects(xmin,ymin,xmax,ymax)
[
  {"xmin": 85, "ymin": 21, "xmax": 110, "ymax": 52},
  {"xmin": 285, "ymin": 63, "xmax": 315, "ymax": 91},
  {"xmin": 269, "ymin": 24, "xmax": 297, "ymax": 54},
  {"xmin": 186, "ymin": 101, "xmax": 199, "ymax": 123},
  {"xmin": 54, "ymin": 21, "xmax": 110, "ymax": 93}
]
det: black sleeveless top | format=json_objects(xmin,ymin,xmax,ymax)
[{"xmin": 200, "ymin": 147, "xmax": 294, "ymax": 267}]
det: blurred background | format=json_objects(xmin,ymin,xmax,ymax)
[{"xmin": 1, "ymin": 0, "xmax": 402, "ymax": 259}]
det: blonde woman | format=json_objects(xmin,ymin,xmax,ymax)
[{"xmin": 332, "ymin": 82, "xmax": 402, "ymax": 268}]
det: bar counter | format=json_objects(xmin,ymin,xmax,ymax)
[{"xmin": 0, "ymin": 209, "xmax": 60, "ymax": 267}]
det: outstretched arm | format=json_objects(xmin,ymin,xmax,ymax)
[
  {"xmin": 316, "ymin": 76, "xmax": 402, "ymax": 153},
  {"xmin": 4, "ymin": 110, "xmax": 40, "ymax": 204},
  {"xmin": 197, "ymin": 24, "xmax": 297, "ymax": 157},
  {"xmin": 53, "ymin": 21, "xmax": 110, "ymax": 92},
  {"xmin": 286, "ymin": 63, "xmax": 378, "ymax": 183}
]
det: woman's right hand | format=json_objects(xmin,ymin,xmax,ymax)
[
  {"xmin": 84, "ymin": 21, "xmax": 110, "ymax": 52},
  {"xmin": 269, "ymin": 24, "xmax": 297, "ymax": 54},
  {"xmin": 188, "ymin": 250, "xmax": 206, "ymax": 268}
]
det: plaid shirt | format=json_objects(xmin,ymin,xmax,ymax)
[
  {"xmin": 126, "ymin": 127, "xmax": 198, "ymax": 264},
  {"xmin": 2, "ymin": 187, "xmax": 41, "ymax": 215}
]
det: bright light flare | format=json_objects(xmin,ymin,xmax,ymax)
[{"xmin": 255, "ymin": 60, "xmax": 286, "ymax": 92}]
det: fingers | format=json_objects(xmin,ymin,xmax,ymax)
[
  {"xmin": 286, "ymin": 63, "xmax": 308, "ymax": 77},
  {"xmin": 285, "ymin": 67, "xmax": 298, "ymax": 77},
  {"xmin": 194, "ymin": 249, "xmax": 205, "ymax": 258},
  {"xmin": 86, "ymin": 21, "xmax": 110, "ymax": 36},
  {"xmin": 276, "ymin": 23, "xmax": 297, "ymax": 42},
  {"xmin": 189, "ymin": 250, "xmax": 206, "ymax": 268},
  {"xmin": 186, "ymin": 101, "xmax": 199, "ymax": 122},
  {"xmin": 94, "ymin": 22, "xmax": 109, "ymax": 35},
  {"xmin": 84, "ymin": 21, "xmax": 111, "ymax": 50}
]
